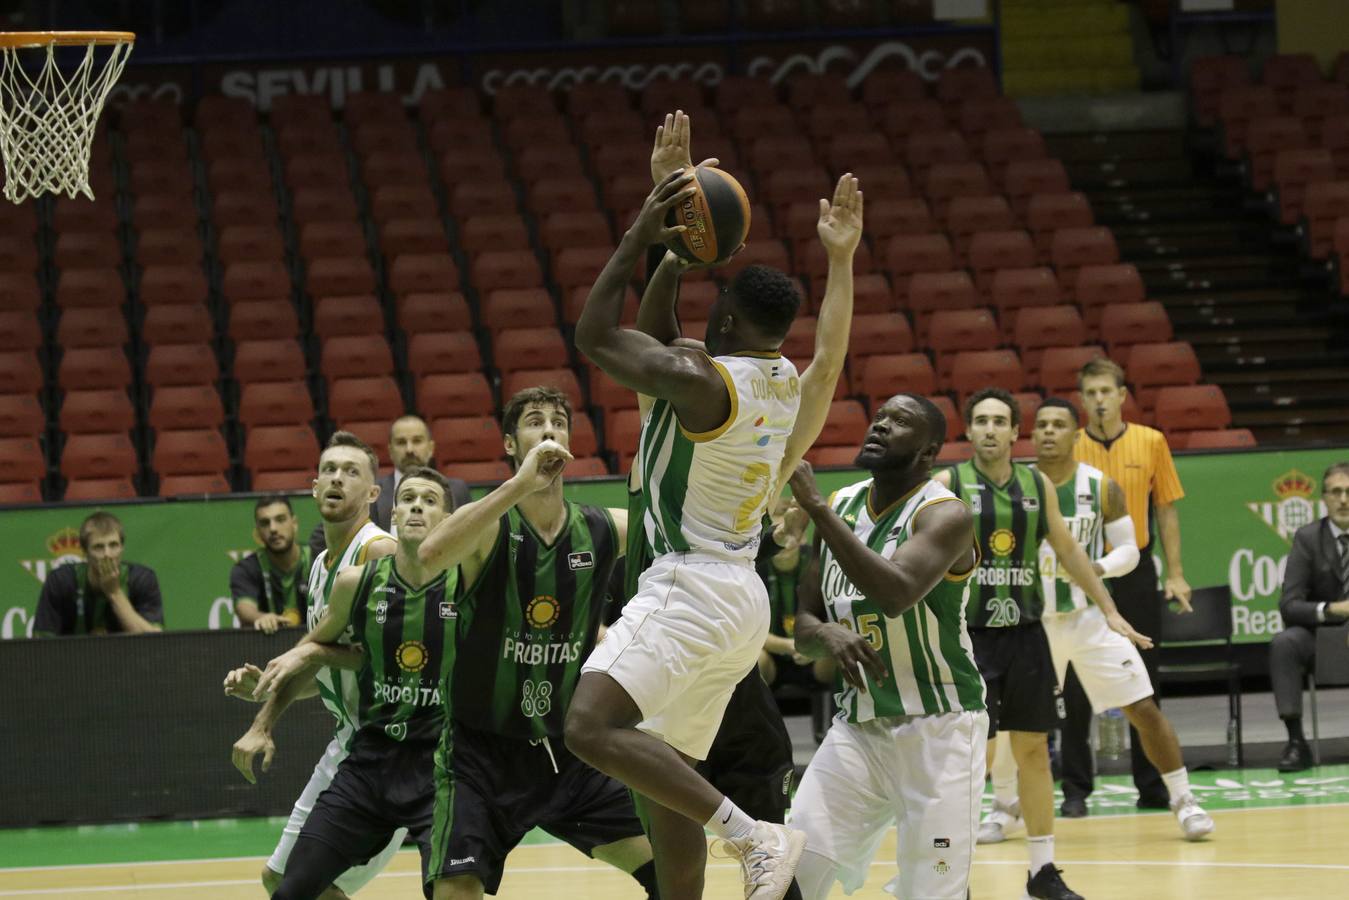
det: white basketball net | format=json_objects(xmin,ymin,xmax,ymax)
[{"xmin": 0, "ymin": 39, "xmax": 132, "ymax": 202}]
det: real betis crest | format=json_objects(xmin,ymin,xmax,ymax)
[{"xmin": 1247, "ymin": 470, "xmax": 1324, "ymax": 543}]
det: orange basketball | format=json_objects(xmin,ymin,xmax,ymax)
[{"xmin": 664, "ymin": 166, "xmax": 752, "ymax": 265}]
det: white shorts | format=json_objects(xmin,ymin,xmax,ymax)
[
  {"xmin": 582, "ymin": 551, "xmax": 769, "ymax": 760},
  {"xmin": 266, "ymin": 737, "xmax": 407, "ymax": 894},
  {"xmin": 1043, "ymin": 605, "xmax": 1154, "ymax": 714},
  {"xmin": 790, "ymin": 710, "xmax": 989, "ymax": 898}
]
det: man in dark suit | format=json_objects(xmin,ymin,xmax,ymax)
[
  {"xmin": 309, "ymin": 415, "xmax": 472, "ymax": 555},
  {"xmin": 1271, "ymin": 461, "xmax": 1349, "ymax": 771}
]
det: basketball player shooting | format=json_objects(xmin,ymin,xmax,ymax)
[{"xmin": 565, "ymin": 170, "xmax": 808, "ymax": 900}]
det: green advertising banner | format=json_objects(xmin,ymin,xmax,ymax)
[{"xmin": 0, "ymin": 447, "xmax": 1344, "ymax": 643}]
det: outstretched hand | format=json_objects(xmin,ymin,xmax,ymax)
[
  {"xmin": 650, "ymin": 110, "xmax": 719, "ymax": 184},
  {"xmin": 627, "ymin": 169, "xmax": 697, "ymax": 248},
  {"xmin": 788, "ymin": 460, "xmax": 827, "ymax": 513},
  {"xmin": 1106, "ymin": 611, "xmax": 1154, "ymax": 650},
  {"xmin": 817, "ymin": 173, "xmax": 863, "ymax": 258},
  {"xmin": 223, "ymin": 663, "xmax": 264, "ymax": 702}
]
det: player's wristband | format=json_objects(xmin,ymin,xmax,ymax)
[{"xmin": 1098, "ymin": 516, "xmax": 1141, "ymax": 579}]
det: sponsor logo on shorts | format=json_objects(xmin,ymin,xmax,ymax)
[
  {"xmin": 567, "ymin": 551, "xmax": 594, "ymax": 570},
  {"xmin": 933, "ymin": 837, "xmax": 950, "ymax": 848},
  {"xmin": 450, "ymin": 856, "xmax": 476, "ymax": 866}
]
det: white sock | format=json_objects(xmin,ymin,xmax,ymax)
[
  {"xmin": 706, "ymin": 796, "xmax": 756, "ymax": 841},
  {"xmin": 1161, "ymin": 767, "xmax": 1191, "ymax": 803},
  {"xmin": 991, "ymin": 735, "xmax": 1018, "ymax": 807},
  {"xmin": 1027, "ymin": 835, "xmax": 1054, "ymax": 875}
]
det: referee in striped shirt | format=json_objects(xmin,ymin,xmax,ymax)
[{"xmin": 1059, "ymin": 357, "xmax": 1191, "ymax": 815}]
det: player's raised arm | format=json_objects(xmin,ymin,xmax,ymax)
[
  {"xmin": 1038, "ymin": 469, "xmax": 1152, "ymax": 648},
  {"xmin": 418, "ymin": 439, "xmax": 573, "ymax": 575},
  {"xmin": 574, "ymin": 172, "xmax": 732, "ymax": 430},
  {"xmin": 252, "ymin": 566, "xmax": 367, "ymax": 699},
  {"xmin": 789, "ymin": 460, "xmax": 972, "ymax": 618},
  {"xmin": 775, "ymin": 174, "xmax": 862, "ymax": 494}
]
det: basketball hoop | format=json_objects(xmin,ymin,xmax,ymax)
[{"xmin": 0, "ymin": 31, "xmax": 134, "ymax": 203}]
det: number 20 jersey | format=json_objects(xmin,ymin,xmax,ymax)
[
  {"xmin": 638, "ymin": 352, "xmax": 799, "ymax": 561},
  {"xmin": 820, "ymin": 478, "xmax": 985, "ymax": 723}
]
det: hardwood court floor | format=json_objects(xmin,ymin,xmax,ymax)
[{"xmin": 2, "ymin": 803, "xmax": 1346, "ymax": 899}]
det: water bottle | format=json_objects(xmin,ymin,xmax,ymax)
[
  {"xmin": 1098, "ymin": 708, "xmax": 1127, "ymax": 760},
  {"xmin": 1225, "ymin": 717, "xmax": 1240, "ymax": 768}
]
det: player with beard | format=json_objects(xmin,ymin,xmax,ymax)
[
  {"xmin": 783, "ymin": 393, "xmax": 985, "ymax": 900},
  {"xmin": 932, "ymin": 388, "xmax": 1149, "ymax": 900},
  {"xmin": 225, "ymin": 432, "xmax": 397, "ymax": 900}
]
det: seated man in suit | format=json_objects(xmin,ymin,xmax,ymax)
[
  {"xmin": 1271, "ymin": 461, "xmax": 1349, "ymax": 771},
  {"xmin": 309, "ymin": 415, "xmax": 471, "ymax": 554}
]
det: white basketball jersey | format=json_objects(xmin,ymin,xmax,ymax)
[
  {"xmin": 638, "ymin": 352, "xmax": 800, "ymax": 560},
  {"xmin": 306, "ymin": 519, "xmax": 392, "ymax": 750}
]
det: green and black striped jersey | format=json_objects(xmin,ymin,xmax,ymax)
[
  {"xmin": 348, "ymin": 554, "xmax": 461, "ymax": 743},
  {"xmin": 948, "ymin": 461, "xmax": 1048, "ymax": 627},
  {"xmin": 453, "ymin": 502, "xmax": 619, "ymax": 740}
]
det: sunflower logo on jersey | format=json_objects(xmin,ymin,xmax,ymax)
[
  {"xmin": 396, "ymin": 640, "xmax": 429, "ymax": 673},
  {"xmin": 527, "ymin": 594, "xmax": 560, "ymax": 629},
  {"xmin": 988, "ymin": 528, "xmax": 1017, "ymax": 557}
]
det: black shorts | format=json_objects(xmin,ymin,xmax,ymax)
[
  {"xmin": 297, "ymin": 731, "xmax": 437, "ymax": 888},
  {"xmin": 970, "ymin": 623, "xmax": 1060, "ymax": 737},
  {"xmin": 428, "ymin": 719, "xmax": 647, "ymax": 895},
  {"xmin": 697, "ymin": 670, "xmax": 795, "ymax": 824}
]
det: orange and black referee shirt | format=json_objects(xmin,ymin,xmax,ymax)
[{"xmin": 1073, "ymin": 423, "xmax": 1184, "ymax": 550}]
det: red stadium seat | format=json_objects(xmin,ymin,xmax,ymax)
[
  {"xmin": 849, "ymin": 312, "xmax": 914, "ymax": 358},
  {"xmin": 555, "ymin": 247, "xmax": 619, "ymax": 294},
  {"xmin": 448, "ymin": 181, "xmax": 518, "ymax": 220},
  {"xmin": 936, "ymin": 441, "xmax": 974, "ymax": 464},
  {"xmin": 1175, "ymin": 428, "xmax": 1256, "ymax": 450},
  {"xmin": 313, "ymin": 295, "xmax": 385, "ymax": 340},
  {"xmin": 868, "ymin": 198, "xmax": 935, "ymax": 243},
  {"xmin": 1100, "ymin": 302, "xmax": 1173, "ymax": 362},
  {"xmin": 885, "ymin": 233, "xmax": 954, "ymax": 302},
  {"xmin": 0, "ymin": 436, "xmax": 45, "ymax": 484},
  {"xmin": 0, "ymin": 350, "xmax": 42, "ymax": 396},
  {"xmin": 446, "ymin": 460, "xmax": 512, "ymax": 484},
  {"xmin": 227, "ymin": 300, "xmax": 300, "ymax": 341},
  {"xmin": 0, "ymin": 481, "xmax": 42, "ymax": 504},
  {"xmin": 56, "ymin": 307, "xmax": 128, "ymax": 349},
  {"xmin": 861, "ymin": 70, "xmax": 928, "ymax": 108},
  {"xmin": 206, "ymin": 156, "xmax": 271, "ymax": 195},
  {"xmin": 307, "ymin": 257, "xmax": 377, "ymax": 299},
  {"xmin": 251, "ymin": 470, "xmax": 315, "ymax": 491},
  {"xmin": 1261, "ymin": 53, "xmax": 1323, "ymax": 112},
  {"xmin": 877, "ymin": 100, "xmax": 947, "ymax": 143},
  {"xmin": 855, "ymin": 354, "xmax": 936, "ymax": 406},
  {"xmin": 589, "ymin": 369, "xmax": 638, "ymax": 415},
  {"xmin": 59, "ymin": 389, "xmax": 134, "ymax": 434},
  {"xmin": 958, "ymin": 97, "xmax": 1022, "ymax": 141},
  {"xmin": 528, "ymin": 176, "xmax": 599, "ymax": 217},
  {"xmin": 1126, "ymin": 342, "xmax": 1202, "ymax": 409},
  {"xmin": 1075, "ymin": 263, "xmax": 1145, "ymax": 329},
  {"xmin": 1242, "ymin": 116, "xmax": 1308, "ymax": 190},
  {"xmin": 493, "ymin": 328, "xmax": 569, "ymax": 374},
  {"xmin": 217, "ymin": 225, "xmax": 285, "ymax": 266},
  {"xmin": 540, "ymin": 211, "xmax": 613, "ymax": 255},
  {"xmin": 1037, "ymin": 346, "xmax": 1107, "ymax": 393},
  {"xmin": 145, "ymin": 343, "xmax": 218, "ymax": 388},
  {"xmin": 361, "ymin": 151, "xmax": 432, "ymax": 190},
  {"xmin": 501, "ymin": 368, "xmax": 583, "ymax": 410},
  {"xmin": 1051, "ymin": 227, "xmax": 1119, "ymax": 296},
  {"xmin": 850, "ymin": 163, "xmax": 913, "ymax": 200},
  {"xmin": 470, "ymin": 250, "xmax": 544, "ymax": 293},
  {"xmin": 298, "ymin": 222, "xmax": 366, "ymax": 263},
  {"xmin": 567, "ymin": 412, "xmax": 599, "ymax": 459},
  {"xmin": 1321, "ymin": 114, "xmax": 1349, "ymax": 179},
  {"xmin": 418, "ymin": 87, "xmax": 481, "ymax": 122},
  {"xmin": 0, "ymin": 272, "xmax": 40, "ymax": 311},
  {"xmin": 816, "ymin": 400, "xmax": 869, "ymax": 448},
  {"xmin": 339, "ymin": 421, "xmax": 394, "ymax": 467},
  {"xmin": 55, "ymin": 268, "xmax": 123, "ymax": 309},
  {"xmin": 936, "ymin": 67, "xmax": 998, "ymax": 106},
  {"xmin": 328, "ymin": 376, "xmax": 403, "ymax": 424},
  {"xmin": 59, "ymin": 347, "xmax": 131, "ymax": 391},
  {"xmin": 923, "ymin": 162, "xmax": 992, "ymax": 219},
  {"xmin": 430, "ymin": 416, "xmax": 504, "ymax": 463},
  {"xmin": 321, "ymin": 335, "xmax": 394, "ymax": 380},
  {"xmin": 1153, "ymin": 385, "xmax": 1231, "ymax": 436},
  {"xmin": 245, "ymin": 425, "xmax": 320, "ymax": 476},
  {"xmin": 950, "ymin": 350, "xmax": 1027, "ymax": 401},
  {"xmin": 605, "ymin": 407, "xmax": 642, "ymax": 470},
  {"xmin": 417, "ymin": 372, "xmax": 494, "ymax": 419},
  {"xmin": 1303, "ymin": 180, "xmax": 1349, "ymax": 258},
  {"xmin": 380, "ymin": 218, "xmax": 454, "ymax": 258},
  {"xmin": 140, "ymin": 264, "xmax": 209, "ymax": 308},
  {"xmin": 1003, "ymin": 159, "xmax": 1070, "ymax": 216},
  {"xmin": 0, "ymin": 233, "xmax": 40, "ymax": 271},
  {"xmin": 481, "ymin": 289, "xmax": 556, "ymax": 335},
  {"xmin": 749, "ymin": 134, "xmax": 816, "ymax": 173},
  {"xmin": 64, "ymin": 478, "xmax": 136, "ymax": 501},
  {"xmin": 212, "ymin": 189, "xmax": 281, "ymax": 230},
  {"xmin": 1273, "ymin": 149, "xmax": 1336, "ymax": 224},
  {"xmin": 945, "ymin": 195, "xmax": 1016, "ymax": 264},
  {"xmin": 429, "ymin": 120, "xmax": 496, "ymax": 157},
  {"xmin": 238, "ymin": 381, "xmax": 313, "ymax": 428},
  {"xmin": 493, "ymin": 84, "xmax": 557, "ymax": 119},
  {"xmin": 928, "ymin": 308, "xmax": 1000, "ymax": 384},
  {"xmin": 566, "ymin": 457, "xmax": 610, "ymax": 478},
  {"xmin": 907, "ymin": 270, "xmax": 980, "ymax": 338},
  {"xmin": 0, "ymin": 394, "xmax": 43, "ymax": 437},
  {"xmin": 1026, "ymin": 192, "xmax": 1093, "ymax": 261},
  {"xmin": 158, "ymin": 472, "xmax": 231, "ymax": 496},
  {"xmin": 823, "ymin": 132, "xmax": 892, "ymax": 173},
  {"xmin": 990, "ymin": 267, "xmax": 1061, "ymax": 336},
  {"xmin": 0, "ymin": 311, "xmax": 40, "ymax": 354},
  {"xmin": 54, "ymin": 195, "xmax": 118, "ymax": 232},
  {"xmin": 458, "ymin": 214, "xmax": 529, "ymax": 258},
  {"xmin": 968, "ymin": 230, "xmax": 1036, "ymax": 294},
  {"xmin": 147, "ymin": 385, "xmax": 225, "ymax": 432},
  {"xmin": 1217, "ymin": 86, "xmax": 1279, "ymax": 158},
  {"xmin": 153, "ymin": 429, "xmax": 230, "ymax": 476},
  {"xmin": 61, "ymin": 432, "xmax": 137, "ymax": 480},
  {"xmin": 222, "ymin": 261, "xmax": 291, "ymax": 304},
  {"xmin": 232, "ymin": 339, "xmax": 306, "ymax": 386},
  {"xmin": 390, "ymin": 253, "xmax": 462, "ymax": 297},
  {"xmin": 53, "ymin": 232, "xmax": 120, "ymax": 269},
  {"xmin": 284, "ymin": 154, "xmax": 348, "ymax": 192},
  {"xmin": 719, "ymin": 240, "xmax": 793, "ymax": 281},
  {"xmin": 398, "ymin": 292, "xmax": 473, "ymax": 334},
  {"xmin": 406, "ymin": 332, "xmax": 482, "ymax": 378},
  {"xmin": 290, "ymin": 187, "xmax": 360, "ymax": 227},
  {"xmin": 981, "ymin": 127, "xmax": 1047, "ymax": 184},
  {"xmin": 1012, "ymin": 305, "xmax": 1087, "ymax": 376},
  {"xmin": 905, "ymin": 131, "xmax": 971, "ymax": 183}
]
